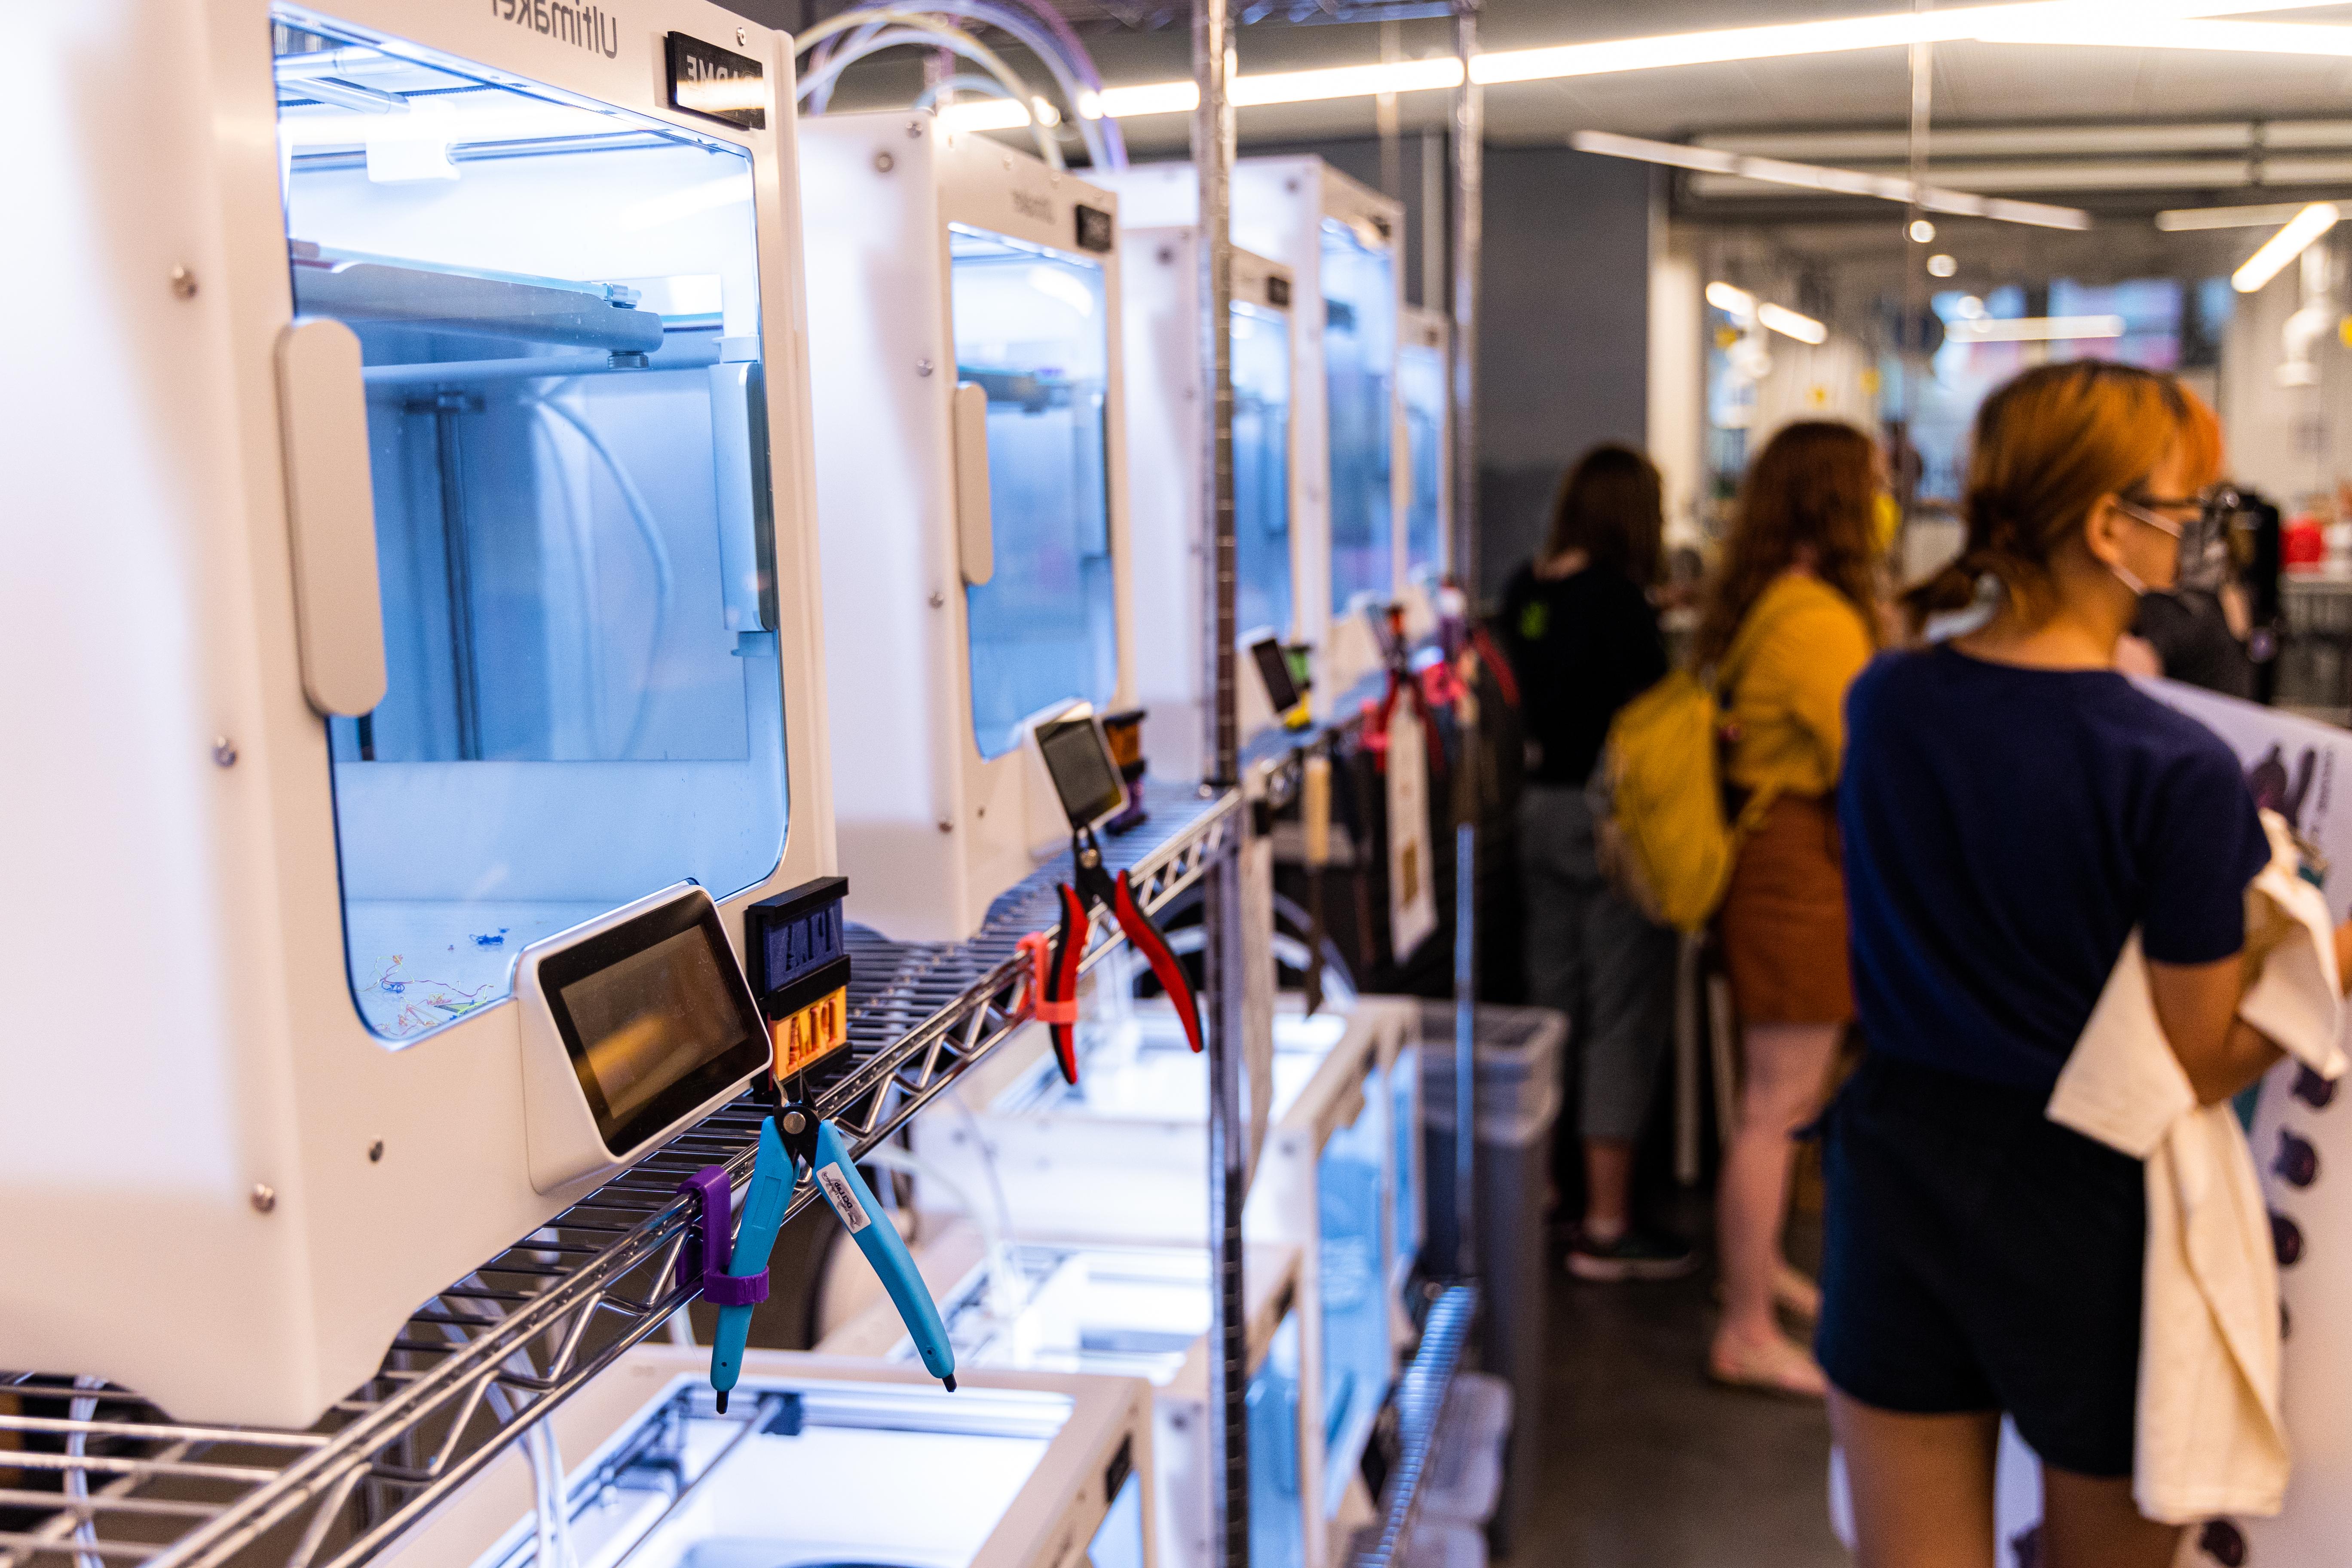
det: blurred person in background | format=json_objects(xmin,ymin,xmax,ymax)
[
  {"xmin": 1831, "ymin": 364, "xmax": 2301, "ymax": 1566},
  {"xmin": 2115, "ymin": 394, "xmax": 2257, "ymax": 698},
  {"xmin": 1694, "ymin": 421, "xmax": 1883, "ymax": 1395},
  {"xmin": 1501, "ymin": 444, "xmax": 1694, "ymax": 1281}
]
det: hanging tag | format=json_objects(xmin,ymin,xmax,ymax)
[{"xmin": 1387, "ymin": 698, "xmax": 1438, "ymax": 960}]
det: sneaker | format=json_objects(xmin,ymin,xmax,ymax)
[{"xmin": 1566, "ymin": 1228, "xmax": 1699, "ymax": 1283}]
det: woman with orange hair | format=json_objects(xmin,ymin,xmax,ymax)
[
  {"xmin": 1826, "ymin": 362, "xmax": 2342, "ymax": 1565},
  {"xmin": 1694, "ymin": 420, "xmax": 1883, "ymax": 1396}
]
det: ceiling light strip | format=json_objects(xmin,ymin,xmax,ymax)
[
  {"xmin": 2156, "ymin": 200, "xmax": 2324, "ymax": 231},
  {"xmin": 1706, "ymin": 281, "xmax": 1830, "ymax": 343},
  {"xmin": 1062, "ymin": 0, "xmax": 2352, "ymax": 121},
  {"xmin": 1973, "ymin": 17, "xmax": 2352, "ymax": 55},
  {"xmin": 2233, "ymin": 202, "xmax": 2341, "ymax": 292},
  {"xmin": 1572, "ymin": 129, "xmax": 2092, "ymax": 229},
  {"xmin": 1945, "ymin": 314, "xmax": 2127, "ymax": 340}
]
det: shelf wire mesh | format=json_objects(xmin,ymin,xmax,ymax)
[{"xmin": 0, "ymin": 783, "xmax": 1235, "ymax": 1568}]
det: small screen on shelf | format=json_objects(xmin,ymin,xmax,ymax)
[
  {"xmin": 542, "ymin": 894, "xmax": 767, "ymax": 1155},
  {"xmin": 1250, "ymin": 634, "xmax": 1302, "ymax": 713},
  {"xmin": 1037, "ymin": 714, "xmax": 1127, "ymax": 830}
]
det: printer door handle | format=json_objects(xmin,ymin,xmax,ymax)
[
  {"xmin": 952, "ymin": 380, "xmax": 994, "ymax": 588},
  {"xmin": 274, "ymin": 317, "xmax": 387, "ymax": 717}
]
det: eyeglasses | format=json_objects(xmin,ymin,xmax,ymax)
[{"xmin": 2115, "ymin": 492, "xmax": 2208, "ymax": 540}]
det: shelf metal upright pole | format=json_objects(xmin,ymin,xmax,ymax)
[
  {"xmin": 1192, "ymin": 0, "xmax": 1250, "ymax": 1559},
  {"xmin": 1448, "ymin": 0, "xmax": 1483, "ymax": 1282}
]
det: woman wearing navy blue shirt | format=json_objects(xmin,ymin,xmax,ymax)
[{"xmin": 1825, "ymin": 362, "xmax": 2352, "ymax": 1567}]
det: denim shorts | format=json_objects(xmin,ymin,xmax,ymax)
[{"xmin": 1816, "ymin": 1051, "xmax": 2147, "ymax": 1479}]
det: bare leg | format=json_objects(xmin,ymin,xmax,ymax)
[
  {"xmin": 2040, "ymin": 1466, "xmax": 2181, "ymax": 1568},
  {"xmin": 1712, "ymin": 1021, "xmax": 1841, "ymax": 1389},
  {"xmin": 1830, "ymin": 1390, "xmax": 2000, "ymax": 1568},
  {"xmin": 1582, "ymin": 1136, "xmax": 1634, "ymax": 1239}
]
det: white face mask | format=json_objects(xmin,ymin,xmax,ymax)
[{"xmin": 2108, "ymin": 496, "xmax": 2181, "ymax": 600}]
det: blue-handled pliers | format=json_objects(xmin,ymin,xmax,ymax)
[{"xmin": 703, "ymin": 1076, "xmax": 956, "ymax": 1410}]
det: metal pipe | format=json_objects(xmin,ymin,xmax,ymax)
[
  {"xmin": 1448, "ymin": 1, "xmax": 1482, "ymax": 604},
  {"xmin": 1193, "ymin": 0, "xmax": 1248, "ymax": 1559},
  {"xmin": 1448, "ymin": 0, "xmax": 1483, "ymax": 1280}
]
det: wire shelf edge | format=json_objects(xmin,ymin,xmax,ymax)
[{"xmin": 0, "ymin": 783, "xmax": 1240, "ymax": 1568}]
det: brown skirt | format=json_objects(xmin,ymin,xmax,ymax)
[{"xmin": 1718, "ymin": 793, "xmax": 1854, "ymax": 1026}]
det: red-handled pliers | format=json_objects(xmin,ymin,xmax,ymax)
[{"xmin": 1032, "ymin": 825, "xmax": 1205, "ymax": 1084}]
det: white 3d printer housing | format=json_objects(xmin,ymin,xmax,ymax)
[
  {"xmin": 7, "ymin": 0, "xmax": 833, "ymax": 1424},
  {"xmin": 1396, "ymin": 303, "xmax": 1452, "ymax": 642},
  {"xmin": 799, "ymin": 112, "xmax": 1136, "ymax": 942},
  {"xmin": 1101, "ymin": 158, "xmax": 1404, "ymax": 716},
  {"xmin": 1117, "ymin": 228, "xmax": 1295, "ymax": 781}
]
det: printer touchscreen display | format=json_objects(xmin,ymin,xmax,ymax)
[{"xmin": 544, "ymin": 899, "xmax": 767, "ymax": 1152}]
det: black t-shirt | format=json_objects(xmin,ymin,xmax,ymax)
[
  {"xmin": 1841, "ymin": 645, "xmax": 2269, "ymax": 1092},
  {"xmin": 2136, "ymin": 589, "xmax": 2256, "ymax": 700},
  {"xmin": 1496, "ymin": 561, "xmax": 1667, "ymax": 787}
]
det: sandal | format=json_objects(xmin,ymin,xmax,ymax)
[{"xmin": 1708, "ymin": 1330, "xmax": 1827, "ymax": 1400}]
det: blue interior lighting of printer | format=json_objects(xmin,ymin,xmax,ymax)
[
  {"xmin": 1399, "ymin": 334, "xmax": 1446, "ymax": 583},
  {"xmin": 1252, "ymin": 1312, "xmax": 1309, "ymax": 1568},
  {"xmin": 1317, "ymin": 1087, "xmax": 1389, "ymax": 1465},
  {"xmin": 1391, "ymin": 1042, "xmax": 1421, "ymax": 1280},
  {"xmin": 918, "ymin": 1242, "xmax": 1307, "ymax": 1568},
  {"xmin": 273, "ymin": 12, "xmax": 786, "ymax": 1039},
  {"xmin": 1231, "ymin": 298, "xmax": 1294, "ymax": 640},
  {"xmin": 1320, "ymin": 217, "xmax": 1396, "ymax": 615},
  {"xmin": 949, "ymin": 226, "xmax": 1118, "ymax": 760}
]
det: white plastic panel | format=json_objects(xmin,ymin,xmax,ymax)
[{"xmin": 275, "ymin": 315, "xmax": 388, "ymax": 716}]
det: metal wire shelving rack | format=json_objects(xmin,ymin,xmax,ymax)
[{"xmin": 0, "ymin": 784, "xmax": 1237, "ymax": 1568}]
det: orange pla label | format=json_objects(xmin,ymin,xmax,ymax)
[{"xmin": 772, "ymin": 986, "xmax": 849, "ymax": 1079}]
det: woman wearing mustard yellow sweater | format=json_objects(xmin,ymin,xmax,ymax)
[{"xmin": 1695, "ymin": 421, "xmax": 1882, "ymax": 1396}]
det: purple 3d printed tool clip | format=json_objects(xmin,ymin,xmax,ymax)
[{"xmin": 677, "ymin": 1165, "xmax": 770, "ymax": 1308}]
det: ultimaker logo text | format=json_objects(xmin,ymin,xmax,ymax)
[{"xmin": 493, "ymin": 0, "xmax": 619, "ymax": 58}]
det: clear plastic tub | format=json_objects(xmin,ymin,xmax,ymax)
[{"xmin": 1415, "ymin": 1372, "xmax": 1514, "ymax": 1526}]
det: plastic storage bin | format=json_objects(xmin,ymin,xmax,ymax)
[
  {"xmin": 369, "ymin": 1347, "xmax": 1155, "ymax": 1568},
  {"xmin": 912, "ymin": 995, "xmax": 1421, "ymax": 1568},
  {"xmin": 1401, "ymin": 1519, "xmax": 1489, "ymax": 1568},
  {"xmin": 1415, "ymin": 1372, "xmax": 1513, "ymax": 1526},
  {"xmin": 822, "ymin": 1229, "xmax": 1310, "ymax": 1568},
  {"xmin": 1418, "ymin": 1002, "xmax": 1565, "ymax": 1558}
]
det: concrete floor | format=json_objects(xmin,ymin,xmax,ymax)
[{"xmin": 1506, "ymin": 1197, "xmax": 1845, "ymax": 1568}]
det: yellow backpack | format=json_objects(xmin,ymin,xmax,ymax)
[{"xmin": 1590, "ymin": 599, "xmax": 1797, "ymax": 933}]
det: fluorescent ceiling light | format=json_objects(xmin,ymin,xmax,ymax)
[
  {"xmin": 1573, "ymin": 129, "xmax": 2093, "ymax": 230},
  {"xmin": 1055, "ymin": 0, "xmax": 2349, "ymax": 121},
  {"xmin": 1975, "ymin": 17, "xmax": 2352, "ymax": 53},
  {"xmin": 939, "ymin": 96, "xmax": 1060, "ymax": 132},
  {"xmin": 2156, "ymin": 200, "xmax": 2322, "ymax": 231},
  {"xmin": 1944, "ymin": 314, "xmax": 2127, "ymax": 340},
  {"xmin": 1077, "ymin": 80, "xmax": 1200, "ymax": 119},
  {"xmin": 1705, "ymin": 281, "xmax": 1756, "ymax": 314},
  {"xmin": 1707, "ymin": 281, "xmax": 1828, "ymax": 343},
  {"xmin": 1235, "ymin": 58, "xmax": 1463, "ymax": 106},
  {"xmin": 1758, "ymin": 302, "xmax": 1830, "ymax": 344},
  {"xmin": 2234, "ymin": 202, "xmax": 2341, "ymax": 292}
]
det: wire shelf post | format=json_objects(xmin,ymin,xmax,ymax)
[{"xmin": 1192, "ymin": 0, "xmax": 1252, "ymax": 1558}]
